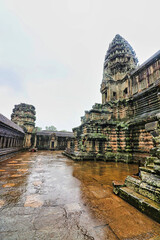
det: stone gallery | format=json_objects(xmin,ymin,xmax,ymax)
[
  {"xmin": 0, "ymin": 34, "xmax": 160, "ymax": 224},
  {"xmin": 0, "ymin": 103, "xmax": 74, "ymax": 159},
  {"xmin": 36, "ymin": 130, "xmax": 74, "ymax": 150},
  {"xmin": 0, "ymin": 113, "xmax": 24, "ymax": 161}
]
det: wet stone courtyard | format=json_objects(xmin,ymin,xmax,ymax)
[{"xmin": 0, "ymin": 151, "xmax": 160, "ymax": 240}]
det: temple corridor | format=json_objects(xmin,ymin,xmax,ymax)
[{"xmin": 0, "ymin": 151, "xmax": 160, "ymax": 240}]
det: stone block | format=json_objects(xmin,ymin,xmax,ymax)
[{"xmin": 145, "ymin": 121, "xmax": 158, "ymax": 132}]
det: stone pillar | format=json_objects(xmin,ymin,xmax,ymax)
[
  {"xmin": 3, "ymin": 137, "xmax": 7, "ymax": 148},
  {"xmin": 24, "ymin": 134, "xmax": 32, "ymax": 148},
  {"xmin": 10, "ymin": 138, "xmax": 13, "ymax": 147},
  {"xmin": 137, "ymin": 76, "xmax": 140, "ymax": 93},
  {"xmin": 7, "ymin": 138, "xmax": 10, "ymax": 148},
  {"xmin": 21, "ymin": 139, "xmax": 23, "ymax": 147},
  {"xmin": 0, "ymin": 137, "xmax": 3, "ymax": 148},
  {"xmin": 13, "ymin": 138, "xmax": 15, "ymax": 147}
]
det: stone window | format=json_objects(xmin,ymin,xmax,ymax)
[
  {"xmin": 123, "ymin": 88, "xmax": 128, "ymax": 96},
  {"xmin": 99, "ymin": 142, "xmax": 104, "ymax": 153},
  {"xmin": 113, "ymin": 92, "xmax": 117, "ymax": 100},
  {"xmin": 92, "ymin": 141, "xmax": 95, "ymax": 151},
  {"xmin": 105, "ymin": 92, "xmax": 107, "ymax": 102}
]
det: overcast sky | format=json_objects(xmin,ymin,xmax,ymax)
[{"xmin": 0, "ymin": 0, "xmax": 160, "ymax": 131}]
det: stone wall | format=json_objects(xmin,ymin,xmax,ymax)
[
  {"xmin": 0, "ymin": 114, "xmax": 24, "ymax": 161},
  {"xmin": 113, "ymin": 117, "xmax": 160, "ymax": 223},
  {"xmin": 36, "ymin": 131, "xmax": 74, "ymax": 150}
]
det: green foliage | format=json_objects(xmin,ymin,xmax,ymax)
[
  {"xmin": 36, "ymin": 126, "xmax": 42, "ymax": 132},
  {"xmin": 45, "ymin": 125, "xmax": 57, "ymax": 131}
]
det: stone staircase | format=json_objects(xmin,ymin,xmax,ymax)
[{"xmin": 113, "ymin": 157, "xmax": 160, "ymax": 223}]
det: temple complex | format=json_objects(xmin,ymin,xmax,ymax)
[
  {"xmin": 0, "ymin": 34, "xmax": 160, "ymax": 223},
  {"xmin": 64, "ymin": 34, "xmax": 160, "ymax": 164}
]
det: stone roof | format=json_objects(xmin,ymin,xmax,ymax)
[
  {"xmin": 103, "ymin": 34, "xmax": 138, "ymax": 80},
  {"xmin": 105, "ymin": 34, "xmax": 138, "ymax": 64},
  {"xmin": 131, "ymin": 50, "xmax": 160, "ymax": 76},
  {"xmin": 13, "ymin": 103, "xmax": 35, "ymax": 111},
  {"xmin": 0, "ymin": 113, "xmax": 24, "ymax": 133},
  {"xmin": 37, "ymin": 130, "xmax": 74, "ymax": 138}
]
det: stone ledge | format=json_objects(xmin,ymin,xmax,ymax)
[{"xmin": 118, "ymin": 187, "xmax": 160, "ymax": 223}]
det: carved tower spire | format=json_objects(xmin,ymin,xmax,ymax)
[
  {"xmin": 101, "ymin": 34, "xmax": 138, "ymax": 103},
  {"xmin": 103, "ymin": 34, "xmax": 138, "ymax": 81}
]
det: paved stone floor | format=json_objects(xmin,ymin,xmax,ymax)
[{"xmin": 0, "ymin": 151, "xmax": 160, "ymax": 240}]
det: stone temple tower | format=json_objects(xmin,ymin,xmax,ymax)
[
  {"xmin": 101, "ymin": 34, "xmax": 138, "ymax": 103},
  {"xmin": 11, "ymin": 103, "xmax": 36, "ymax": 148}
]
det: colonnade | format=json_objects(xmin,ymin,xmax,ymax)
[
  {"xmin": 0, "ymin": 136, "xmax": 24, "ymax": 149},
  {"xmin": 0, "ymin": 114, "xmax": 25, "ymax": 159}
]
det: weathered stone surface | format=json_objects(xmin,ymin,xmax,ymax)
[
  {"xmin": 118, "ymin": 187, "xmax": 160, "ymax": 223},
  {"xmin": 145, "ymin": 121, "xmax": 158, "ymax": 131},
  {"xmin": 11, "ymin": 103, "xmax": 36, "ymax": 148},
  {"xmin": 0, "ymin": 114, "xmax": 25, "ymax": 161},
  {"xmin": 36, "ymin": 130, "xmax": 74, "ymax": 151},
  {"xmin": 1, "ymin": 151, "xmax": 160, "ymax": 239}
]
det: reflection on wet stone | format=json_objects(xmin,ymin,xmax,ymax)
[
  {"xmin": 0, "ymin": 199, "xmax": 5, "ymax": 208},
  {"xmin": 33, "ymin": 181, "xmax": 42, "ymax": 186},
  {"xmin": 0, "ymin": 151, "xmax": 159, "ymax": 240},
  {"xmin": 17, "ymin": 169, "xmax": 28, "ymax": 172},
  {"xmin": 24, "ymin": 195, "xmax": 43, "ymax": 208},
  {"xmin": 2, "ymin": 183, "xmax": 15, "ymax": 188},
  {"xmin": 11, "ymin": 174, "xmax": 22, "ymax": 178}
]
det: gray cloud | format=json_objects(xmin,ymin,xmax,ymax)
[{"xmin": 0, "ymin": 0, "xmax": 160, "ymax": 131}]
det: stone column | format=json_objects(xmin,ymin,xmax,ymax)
[
  {"xmin": 13, "ymin": 139, "xmax": 15, "ymax": 147},
  {"xmin": 7, "ymin": 138, "xmax": 10, "ymax": 148},
  {"xmin": 3, "ymin": 137, "xmax": 7, "ymax": 148},
  {"xmin": 0, "ymin": 137, "xmax": 3, "ymax": 148}
]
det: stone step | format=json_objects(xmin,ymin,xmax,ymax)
[
  {"xmin": 146, "ymin": 157, "xmax": 158, "ymax": 160},
  {"xmin": 145, "ymin": 156, "xmax": 157, "ymax": 166},
  {"xmin": 140, "ymin": 170, "xmax": 160, "ymax": 189},
  {"xmin": 125, "ymin": 175, "xmax": 160, "ymax": 203},
  {"xmin": 154, "ymin": 164, "xmax": 160, "ymax": 174},
  {"xmin": 140, "ymin": 166, "xmax": 155, "ymax": 174},
  {"xmin": 119, "ymin": 187, "xmax": 160, "ymax": 223},
  {"xmin": 146, "ymin": 164, "xmax": 154, "ymax": 168},
  {"xmin": 125, "ymin": 176, "xmax": 141, "ymax": 193},
  {"xmin": 139, "ymin": 182, "xmax": 160, "ymax": 203},
  {"xmin": 154, "ymin": 159, "xmax": 160, "ymax": 165}
]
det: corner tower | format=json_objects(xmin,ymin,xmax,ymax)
[
  {"xmin": 11, "ymin": 103, "xmax": 36, "ymax": 148},
  {"xmin": 101, "ymin": 34, "xmax": 138, "ymax": 103}
]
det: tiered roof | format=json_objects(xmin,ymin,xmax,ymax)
[{"xmin": 104, "ymin": 34, "xmax": 138, "ymax": 77}]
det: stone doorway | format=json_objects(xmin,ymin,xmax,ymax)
[{"xmin": 51, "ymin": 141, "xmax": 54, "ymax": 149}]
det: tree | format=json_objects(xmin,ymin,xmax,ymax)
[
  {"xmin": 36, "ymin": 127, "xmax": 42, "ymax": 132},
  {"xmin": 45, "ymin": 126, "xmax": 57, "ymax": 131}
]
